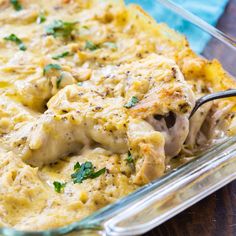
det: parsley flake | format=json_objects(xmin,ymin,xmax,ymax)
[
  {"xmin": 85, "ymin": 41, "xmax": 99, "ymax": 51},
  {"xmin": 77, "ymin": 82, "xmax": 83, "ymax": 86},
  {"xmin": 124, "ymin": 96, "xmax": 139, "ymax": 108},
  {"xmin": 37, "ymin": 13, "xmax": 46, "ymax": 24},
  {"xmin": 126, "ymin": 151, "xmax": 134, "ymax": 164},
  {"xmin": 82, "ymin": 25, "xmax": 89, "ymax": 30},
  {"xmin": 52, "ymin": 51, "xmax": 70, "ymax": 60},
  {"xmin": 46, "ymin": 20, "xmax": 77, "ymax": 38},
  {"xmin": 43, "ymin": 64, "xmax": 61, "ymax": 76},
  {"xmin": 56, "ymin": 74, "xmax": 63, "ymax": 88},
  {"xmin": 10, "ymin": 0, "xmax": 22, "ymax": 11},
  {"xmin": 71, "ymin": 161, "xmax": 106, "ymax": 184},
  {"xmin": 53, "ymin": 181, "xmax": 66, "ymax": 193},
  {"xmin": 4, "ymin": 34, "xmax": 26, "ymax": 51},
  {"xmin": 74, "ymin": 162, "xmax": 81, "ymax": 170}
]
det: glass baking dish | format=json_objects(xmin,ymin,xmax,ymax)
[{"xmin": 1, "ymin": 1, "xmax": 236, "ymax": 235}]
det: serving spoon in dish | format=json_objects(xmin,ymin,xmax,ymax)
[{"xmin": 189, "ymin": 89, "xmax": 236, "ymax": 119}]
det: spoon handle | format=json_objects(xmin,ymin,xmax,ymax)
[{"xmin": 189, "ymin": 89, "xmax": 236, "ymax": 119}]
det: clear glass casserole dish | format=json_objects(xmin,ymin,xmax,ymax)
[{"xmin": 1, "ymin": 0, "xmax": 236, "ymax": 235}]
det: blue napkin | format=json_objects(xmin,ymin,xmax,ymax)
[{"xmin": 125, "ymin": 0, "xmax": 229, "ymax": 53}]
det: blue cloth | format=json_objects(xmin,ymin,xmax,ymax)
[{"xmin": 125, "ymin": 0, "xmax": 228, "ymax": 53}]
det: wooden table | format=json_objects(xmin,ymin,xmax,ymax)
[{"xmin": 145, "ymin": 1, "xmax": 236, "ymax": 235}]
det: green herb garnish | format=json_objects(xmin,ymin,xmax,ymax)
[
  {"xmin": 124, "ymin": 96, "xmax": 139, "ymax": 108},
  {"xmin": 77, "ymin": 82, "xmax": 83, "ymax": 86},
  {"xmin": 4, "ymin": 34, "xmax": 26, "ymax": 51},
  {"xmin": 10, "ymin": 0, "xmax": 22, "ymax": 11},
  {"xmin": 53, "ymin": 181, "xmax": 66, "ymax": 193},
  {"xmin": 71, "ymin": 161, "xmax": 106, "ymax": 184},
  {"xmin": 52, "ymin": 51, "xmax": 70, "ymax": 60},
  {"xmin": 37, "ymin": 13, "xmax": 46, "ymax": 24},
  {"xmin": 56, "ymin": 74, "xmax": 63, "ymax": 88},
  {"xmin": 74, "ymin": 162, "xmax": 81, "ymax": 170},
  {"xmin": 85, "ymin": 41, "xmax": 99, "ymax": 51},
  {"xmin": 82, "ymin": 25, "xmax": 89, "ymax": 30},
  {"xmin": 43, "ymin": 64, "xmax": 61, "ymax": 76},
  {"xmin": 126, "ymin": 151, "xmax": 134, "ymax": 164},
  {"xmin": 46, "ymin": 20, "xmax": 77, "ymax": 38}
]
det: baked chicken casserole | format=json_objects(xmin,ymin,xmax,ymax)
[{"xmin": 0, "ymin": 0, "xmax": 236, "ymax": 230}]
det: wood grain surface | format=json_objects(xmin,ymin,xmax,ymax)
[{"xmin": 145, "ymin": 1, "xmax": 236, "ymax": 235}]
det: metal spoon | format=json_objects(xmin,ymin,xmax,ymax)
[{"xmin": 189, "ymin": 89, "xmax": 236, "ymax": 119}]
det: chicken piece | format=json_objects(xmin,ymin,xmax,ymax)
[
  {"xmin": 185, "ymin": 100, "xmax": 234, "ymax": 152},
  {"xmin": 185, "ymin": 102, "xmax": 212, "ymax": 149},
  {"xmin": 85, "ymin": 55, "xmax": 195, "ymax": 159},
  {"xmin": 0, "ymin": 95, "xmax": 38, "ymax": 136},
  {"xmin": 121, "ymin": 55, "xmax": 195, "ymax": 159},
  {"xmin": 5, "ymin": 85, "xmax": 128, "ymax": 166},
  {"xmin": 0, "ymin": 0, "xmax": 42, "ymax": 24},
  {"xmin": 0, "ymin": 52, "xmax": 51, "ymax": 112},
  {"xmin": 0, "ymin": 51, "xmax": 78, "ymax": 112},
  {"xmin": 6, "ymin": 55, "xmax": 195, "ymax": 184},
  {"xmin": 128, "ymin": 118, "xmax": 165, "ymax": 184},
  {"xmin": 85, "ymin": 54, "xmax": 195, "ymax": 112},
  {"xmin": 6, "ymin": 85, "xmax": 165, "ymax": 184},
  {"xmin": 147, "ymin": 113, "xmax": 189, "ymax": 160},
  {"xmin": 125, "ymin": 55, "xmax": 195, "ymax": 117},
  {"xmin": 200, "ymin": 101, "xmax": 234, "ymax": 143},
  {"xmin": 0, "ymin": 7, "xmax": 40, "ymax": 25},
  {"xmin": 0, "ymin": 150, "xmax": 56, "ymax": 228},
  {"xmin": 0, "ymin": 97, "xmax": 38, "ymax": 166}
]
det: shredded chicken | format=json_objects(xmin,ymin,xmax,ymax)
[{"xmin": 2, "ymin": 55, "xmax": 194, "ymax": 184}]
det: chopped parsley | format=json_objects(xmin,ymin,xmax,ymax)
[
  {"xmin": 43, "ymin": 64, "xmax": 61, "ymax": 76},
  {"xmin": 85, "ymin": 41, "xmax": 99, "ymax": 51},
  {"xmin": 71, "ymin": 161, "xmax": 106, "ymax": 184},
  {"xmin": 46, "ymin": 20, "xmax": 77, "ymax": 38},
  {"xmin": 52, "ymin": 51, "xmax": 70, "ymax": 60},
  {"xmin": 53, "ymin": 181, "xmax": 66, "ymax": 193},
  {"xmin": 77, "ymin": 82, "xmax": 83, "ymax": 86},
  {"xmin": 4, "ymin": 34, "xmax": 26, "ymax": 51},
  {"xmin": 10, "ymin": 0, "xmax": 22, "ymax": 11},
  {"xmin": 37, "ymin": 13, "xmax": 46, "ymax": 24},
  {"xmin": 126, "ymin": 151, "xmax": 134, "ymax": 164},
  {"xmin": 56, "ymin": 74, "xmax": 63, "ymax": 88},
  {"xmin": 124, "ymin": 96, "xmax": 139, "ymax": 108},
  {"xmin": 73, "ymin": 162, "xmax": 81, "ymax": 170},
  {"xmin": 82, "ymin": 25, "xmax": 89, "ymax": 30},
  {"xmin": 84, "ymin": 41, "xmax": 117, "ymax": 51}
]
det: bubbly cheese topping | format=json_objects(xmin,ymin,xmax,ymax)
[{"xmin": 0, "ymin": 0, "xmax": 236, "ymax": 231}]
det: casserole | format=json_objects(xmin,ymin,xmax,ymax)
[{"xmin": 0, "ymin": 0, "xmax": 236, "ymax": 235}]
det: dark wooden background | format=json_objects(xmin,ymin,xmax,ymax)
[{"xmin": 145, "ymin": 1, "xmax": 236, "ymax": 235}]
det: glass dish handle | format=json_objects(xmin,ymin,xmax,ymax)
[{"xmin": 104, "ymin": 139, "xmax": 236, "ymax": 236}]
